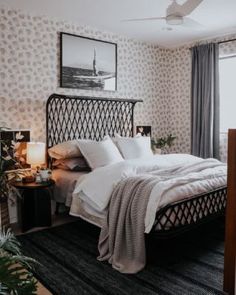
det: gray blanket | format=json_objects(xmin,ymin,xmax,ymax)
[{"xmin": 98, "ymin": 175, "xmax": 158, "ymax": 273}]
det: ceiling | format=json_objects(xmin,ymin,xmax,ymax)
[{"xmin": 1, "ymin": 0, "xmax": 236, "ymax": 48}]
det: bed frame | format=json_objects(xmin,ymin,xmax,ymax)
[{"xmin": 46, "ymin": 93, "xmax": 227, "ymax": 237}]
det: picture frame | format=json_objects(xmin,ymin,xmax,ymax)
[
  {"xmin": 136, "ymin": 126, "xmax": 152, "ymax": 137},
  {"xmin": 0, "ymin": 129, "xmax": 30, "ymax": 170},
  {"xmin": 60, "ymin": 32, "xmax": 117, "ymax": 91}
]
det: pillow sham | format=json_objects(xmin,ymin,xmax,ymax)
[
  {"xmin": 48, "ymin": 140, "xmax": 81, "ymax": 159},
  {"xmin": 77, "ymin": 136, "xmax": 124, "ymax": 170},
  {"xmin": 115, "ymin": 134, "xmax": 153, "ymax": 159},
  {"xmin": 53, "ymin": 157, "xmax": 91, "ymax": 172}
]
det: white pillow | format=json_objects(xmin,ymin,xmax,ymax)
[
  {"xmin": 77, "ymin": 136, "xmax": 124, "ymax": 170},
  {"xmin": 115, "ymin": 134, "xmax": 153, "ymax": 159},
  {"xmin": 48, "ymin": 140, "xmax": 81, "ymax": 159}
]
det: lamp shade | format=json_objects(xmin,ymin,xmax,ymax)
[{"xmin": 26, "ymin": 142, "xmax": 46, "ymax": 166}]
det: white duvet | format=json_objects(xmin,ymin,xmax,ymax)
[{"xmin": 70, "ymin": 154, "xmax": 227, "ymax": 233}]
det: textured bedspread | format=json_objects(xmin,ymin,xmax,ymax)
[
  {"xmin": 98, "ymin": 159, "xmax": 226, "ymax": 273},
  {"xmin": 72, "ymin": 155, "xmax": 226, "ymax": 233}
]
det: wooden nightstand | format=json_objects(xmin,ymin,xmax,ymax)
[{"xmin": 11, "ymin": 179, "xmax": 55, "ymax": 232}]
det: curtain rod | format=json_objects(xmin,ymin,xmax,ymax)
[
  {"xmin": 218, "ymin": 38, "xmax": 236, "ymax": 45},
  {"xmin": 189, "ymin": 37, "xmax": 236, "ymax": 49}
]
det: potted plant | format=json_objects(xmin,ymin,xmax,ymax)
[
  {"xmin": 0, "ymin": 127, "xmax": 26, "ymax": 229},
  {"xmin": 0, "ymin": 128, "xmax": 38, "ymax": 294},
  {"xmin": 0, "ymin": 127, "xmax": 12, "ymax": 229},
  {"xmin": 0, "ymin": 228, "xmax": 37, "ymax": 294},
  {"xmin": 151, "ymin": 134, "xmax": 176, "ymax": 154}
]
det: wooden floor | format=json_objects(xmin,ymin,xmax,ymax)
[
  {"xmin": 12, "ymin": 213, "xmax": 76, "ymax": 295},
  {"xmin": 37, "ymin": 282, "xmax": 52, "ymax": 295}
]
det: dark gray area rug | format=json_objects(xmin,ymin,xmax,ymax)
[{"xmin": 18, "ymin": 218, "xmax": 225, "ymax": 295}]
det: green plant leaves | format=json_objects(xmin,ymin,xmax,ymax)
[
  {"xmin": 0, "ymin": 228, "xmax": 38, "ymax": 295},
  {"xmin": 152, "ymin": 134, "xmax": 177, "ymax": 149}
]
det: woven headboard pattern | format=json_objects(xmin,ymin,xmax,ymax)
[{"xmin": 46, "ymin": 93, "xmax": 142, "ymax": 148}]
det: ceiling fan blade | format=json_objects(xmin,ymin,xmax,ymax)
[
  {"xmin": 174, "ymin": 0, "xmax": 203, "ymax": 16},
  {"xmin": 167, "ymin": 0, "xmax": 203, "ymax": 17},
  {"xmin": 182, "ymin": 17, "xmax": 204, "ymax": 29},
  {"xmin": 180, "ymin": 0, "xmax": 203, "ymax": 16},
  {"xmin": 167, "ymin": 0, "xmax": 183, "ymax": 16},
  {"xmin": 122, "ymin": 17, "xmax": 166, "ymax": 22}
]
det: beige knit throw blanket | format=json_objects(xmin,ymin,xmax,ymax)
[{"xmin": 98, "ymin": 175, "xmax": 158, "ymax": 274}]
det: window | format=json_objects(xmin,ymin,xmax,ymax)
[{"xmin": 219, "ymin": 56, "xmax": 236, "ymax": 133}]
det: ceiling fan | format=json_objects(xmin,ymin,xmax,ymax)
[{"xmin": 123, "ymin": 0, "xmax": 203, "ymax": 28}]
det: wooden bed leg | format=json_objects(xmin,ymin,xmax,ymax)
[{"xmin": 224, "ymin": 129, "xmax": 236, "ymax": 295}]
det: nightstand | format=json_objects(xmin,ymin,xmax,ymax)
[{"xmin": 11, "ymin": 179, "xmax": 55, "ymax": 232}]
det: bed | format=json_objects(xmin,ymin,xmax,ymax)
[{"xmin": 46, "ymin": 93, "xmax": 227, "ymax": 239}]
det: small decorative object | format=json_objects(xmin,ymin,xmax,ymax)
[
  {"xmin": 60, "ymin": 32, "xmax": 117, "ymax": 91},
  {"xmin": 0, "ymin": 228, "xmax": 37, "ymax": 294},
  {"xmin": 154, "ymin": 147, "xmax": 162, "ymax": 155},
  {"xmin": 35, "ymin": 171, "xmax": 42, "ymax": 184},
  {"xmin": 151, "ymin": 134, "xmax": 176, "ymax": 154},
  {"xmin": 39, "ymin": 168, "xmax": 52, "ymax": 182},
  {"xmin": 136, "ymin": 126, "xmax": 152, "ymax": 137},
  {"xmin": 22, "ymin": 175, "xmax": 35, "ymax": 183}
]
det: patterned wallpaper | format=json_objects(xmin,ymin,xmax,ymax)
[
  {"xmin": 0, "ymin": 6, "xmax": 171, "ymax": 143},
  {"xmin": 1, "ymin": 6, "xmax": 235, "ymax": 161},
  {"xmin": 219, "ymin": 39, "xmax": 236, "ymax": 57},
  {"xmin": 165, "ymin": 47, "xmax": 191, "ymax": 154}
]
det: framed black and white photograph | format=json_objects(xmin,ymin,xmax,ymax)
[
  {"xmin": 136, "ymin": 126, "xmax": 152, "ymax": 137},
  {"xmin": 60, "ymin": 32, "xmax": 117, "ymax": 91}
]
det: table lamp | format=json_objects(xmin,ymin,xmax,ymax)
[{"xmin": 25, "ymin": 142, "xmax": 46, "ymax": 182}]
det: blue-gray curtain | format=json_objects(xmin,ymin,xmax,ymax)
[{"xmin": 191, "ymin": 43, "xmax": 220, "ymax": 159}]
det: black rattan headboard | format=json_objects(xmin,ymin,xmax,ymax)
[{"xmin": 46, "ymin": 93, "xmax": 142, "ymax": 148}]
